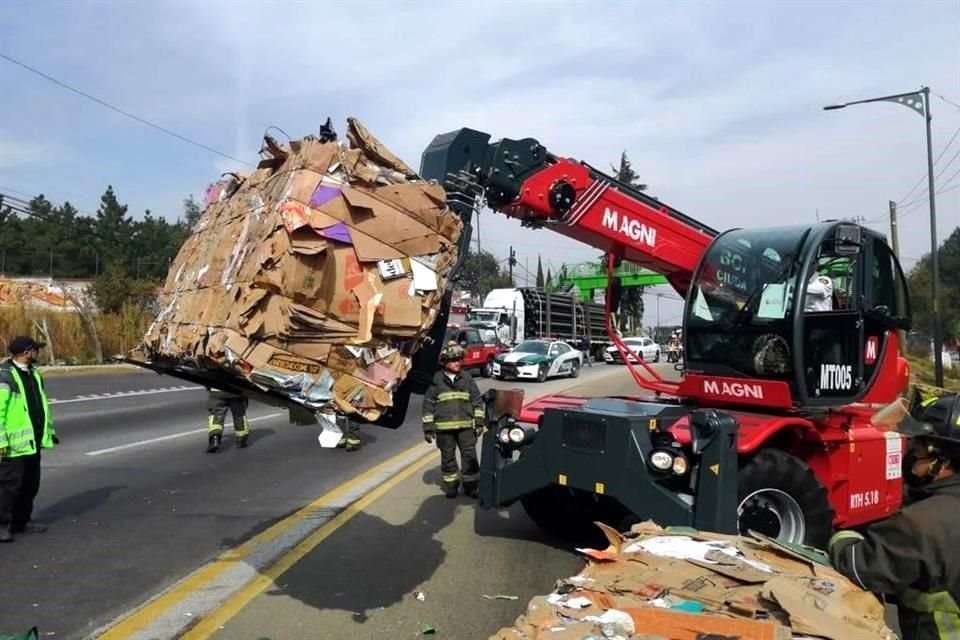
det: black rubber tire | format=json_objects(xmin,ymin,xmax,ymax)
[
  {"xmin": 569, "ymin": 360, "xmax": 580, "ymax": 378},
  {"xmin": 537, "ymin": 364, "xmax": 548, "ymax": 383},
  {"xmin": 653, "ymin": 349, "xmax": 661, "ymax": 363},
  {"xmin": 737, "ymin": 449, "xmax": 835, "ymax": 548},
  {"xmin": 482, "ymin": 358, "xmax": 494, "ymax": 378}
]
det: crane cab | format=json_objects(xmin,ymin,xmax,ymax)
[{"xmin": 682, "ymin": 222, "xmax": 911, "ymax": 409}]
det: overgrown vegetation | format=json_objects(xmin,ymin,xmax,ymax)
[
  {"xmin": 0, "ymin": 305, "xmax": 153, "ymax": 365},
  {"xmin": 908, "ymin": 354, "xmax": 960, "ymax": 392}
]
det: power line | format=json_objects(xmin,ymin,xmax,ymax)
[
  {"xmin": 0, "ymin": 184, "xmax": 103, "ymax": 219},
  {"xmin": 895, "ymin": 125, "xmax": 960, "ymax": 206},
  {"xmin": 899, "ymin": 183, "xmax": 960, "ymax": 217},
  {"xmin": 897, "ymin": 152, "xmax": 960, "ymax": 213},
  {"xmin": 0, "ymin": 51, "xmax": 253, "ymax": 167},
  {"xmin": 936, "ymin": 92, "xmax": 960, "ymax": 112}
]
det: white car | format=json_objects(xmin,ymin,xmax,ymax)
[
  {"xmin": 603, "ymin": 336, "xmax": 660, "ymax": 364},
  {"xmin": 492, "ymin": 339, "xmax": 583, "ymax": 382}
]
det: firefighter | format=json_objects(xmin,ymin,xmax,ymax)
[
  {"xmin": 422, "ymin": 342, "xmax": 484, "ymax": 498},
  {"xmin": 206, "ymin": 388, "xmax": 250, "ymax": 453},
  {"xmin": 828, "ymin": 393, "xmax": 960, "ymax": 640},
  {"xmin": 337, "ymin": 416, "xmax": 362, "ymax": 452}
]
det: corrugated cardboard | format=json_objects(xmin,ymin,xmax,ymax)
[
  {"xmin": 138, "ymin": 119, "xmax": 463, "ymax": 421},
  {"xmin": 489, "ymin": 522, "xmax": 897, "ymax": 640}
]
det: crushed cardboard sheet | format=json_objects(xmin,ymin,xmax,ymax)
[
  {"xmin": 488, "ymin": 522, "xmax": 897, "ymax": 640},
  {"xmin": 137, "ymin": 118, "xmax": 463, "ymax": 421}
]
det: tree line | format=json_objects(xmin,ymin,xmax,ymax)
[{"xmin": 0, "ymin": 188, "xmax": 199, "ymax": 313}]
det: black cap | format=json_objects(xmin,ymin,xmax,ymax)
[{"xmin": 9, "ymin": 336, "xmax": 45, "ymax": 355}]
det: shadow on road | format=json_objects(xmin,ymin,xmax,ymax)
[
  {"xmin": 212, "ymin": 427, "xmax": 277, "ymax": 452},
  {"xmin": 472, "ymin": 498, "xmax": 592, "ymax": 553},
  {"xmin": 260, "ymin": 491, "xmax": 457, "ymax": 622},
  {"xmin": 35, "ymin": 485, "xmax": 126, "ymax": 523}
]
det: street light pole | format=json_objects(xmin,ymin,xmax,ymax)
[
  {"xmin": 823, "ymin": 86, "xmax": 943, "ymax": 386},
  {"xmin": 922, "ymin": 88, "xmax": 943, "ymax": 387}
]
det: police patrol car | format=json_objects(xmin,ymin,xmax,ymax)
[{"xmin": 491, "ymin": 339, "xmax": 582, "ymax": 382}]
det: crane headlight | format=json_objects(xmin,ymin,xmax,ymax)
[{"xmin": 649, "ymin": 450, "xmax": 674, "ymax": 471}]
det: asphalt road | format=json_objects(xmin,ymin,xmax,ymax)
[{"xmin": 0, "ymin": 365, "xmax": 631, "ymax": 639}]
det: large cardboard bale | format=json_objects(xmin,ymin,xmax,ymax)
[
  {"xmin": 140, "ymin": 118, "xmax": 462, "ymax": 421},
  {"xmin": 489, "ymin": 522, "xmax": 897, "ymax": 640}
]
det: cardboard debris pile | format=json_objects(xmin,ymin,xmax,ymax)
[
  {"xmin": 489, "ymin": 522, "xmax": 896, "ymax": 640},
  {"xmin": 139, "ymin": 118, "xmax": 463, "ymax": 421}
]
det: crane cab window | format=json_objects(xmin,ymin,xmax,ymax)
[
  {"xmin": 802, "ymin": 243, "xmax": 864, "ymax": 399},
  {"xmin": 685, "ymin": 228, "xmax": 806, "ymax": 380},
  {"xmin": 804, "ymin": 256, "xmax": 857, "ymax": 313}
]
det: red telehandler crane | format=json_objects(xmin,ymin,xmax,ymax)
[{"xmin": 412, "ymin": 127, "xmax": 913, "ymax": 546}]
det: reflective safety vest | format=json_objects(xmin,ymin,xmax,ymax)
[
  {"xmin": 0, "ymin": 362, "xmax": 55, "ymax": 457},
  {"xmin": 422, "ymin": 370, "xmax": 484, "ymax": 431}
]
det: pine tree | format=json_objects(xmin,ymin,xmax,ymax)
[{"xmin": 536, "ymin": 255, "xmax": 544, "ymax": 288}]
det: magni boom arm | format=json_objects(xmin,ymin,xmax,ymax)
[{"xmin": 420, "ymin": 128, "xmax": 719, "ymax": 296}]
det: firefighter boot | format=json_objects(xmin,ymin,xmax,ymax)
[
  {"xmin": 206, "ymin": 433, "xmax": 222, "ymax": 453},
  {"xmin": 236, "ymin": 418, "xmax": 250, "ymax": 448}
]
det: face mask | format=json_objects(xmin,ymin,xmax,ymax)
[
  {"xmin": 902, "ymin": 449, "xmax": 928, "ymax": 487},
  {"xmin": 903, "ymin": 446, "xmax": 945, "ymax": 488}
]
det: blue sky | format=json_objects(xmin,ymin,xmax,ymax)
[{"xmin": 1, "ymin": 0, "xmax": 958, "ymax": 325}]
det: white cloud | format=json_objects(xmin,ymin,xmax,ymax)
[{"xmin": 0, "ymin": 135, "xmax": 68, "ymax": 169}]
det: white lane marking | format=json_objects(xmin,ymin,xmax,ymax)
[
  {"xmin": 84, "ymin": 412, "xmax": 286, "ymax": 456},
  {"xmin": 50, "ymin": 386, "xmax": 202, "ymax": 405}
]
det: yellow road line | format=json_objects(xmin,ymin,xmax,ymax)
[
  {"xmin": 98, "ymin": 442, "xmax": 433, "ymax": 639},
  {"xmin": 99, "ymin": 369, "xmax": 620, "ymax": 638},
  {"xmin": 181, "ymin": 451, "xmax": 437, "ymax": 639},
  {"xmin": 181, "ymin": 373, "xmax": 620, "ymax": 637}
]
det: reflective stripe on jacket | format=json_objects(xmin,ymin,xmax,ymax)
[
  {"xmin": 829, "ymin": 475, "xmax": 960, "ymax": 640},
  {"xmin": 422, "ymin": 371, "xmax": 483, "ymax": 431},
  {"xmin": 0, "ymin": 360, "xmax": 54, "ymax": 457}
]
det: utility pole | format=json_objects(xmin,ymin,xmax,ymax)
[
  {"xmin": 508, "ymin": 246, "xmax": 516, "ymax": 283},
  {"xmin": 475, "ymin": 210, "xmax": 482, "ymax": 301},
  {"xmin": 889, "ymin": 200, "xmax": 907, "ymax": 356},
  {"xmin": 888, "ymin": 201, "xmax": 900, "ymax": 258},
  {"xmin": 656, "ymin": 293, "xmax": 662, "ymax": 342},
  {"xmin": 922, "ymin": 88, "xmax": 943, "ymax": 387}
]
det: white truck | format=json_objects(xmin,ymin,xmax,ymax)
[{"xmin": 466, "ymin": 287, "xmax": 609, "ymax": 359}]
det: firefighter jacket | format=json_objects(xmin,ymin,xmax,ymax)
[
  {"xmin": 422, "ymin": 370, "xmax": 484, "ymax": 432},
  {"xmin": 829, "ymin": 474, "xmax": 960, "ymax": 640},
  {"xmin": 0, "ymin": 361, "xmax": 55, "ymax": 458}
]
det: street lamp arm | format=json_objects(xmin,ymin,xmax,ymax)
[{"xmin": 823, "ymin": 87, "xmax": 929, "ymax": 114}]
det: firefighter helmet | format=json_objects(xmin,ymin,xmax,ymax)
[
  {"xmin": 899, "ymin": 393, "xmax": 960, "ymax": 446},
  {"xmin": 440, "ymin": 342, "xmax": 465, "ymax": 364}
]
